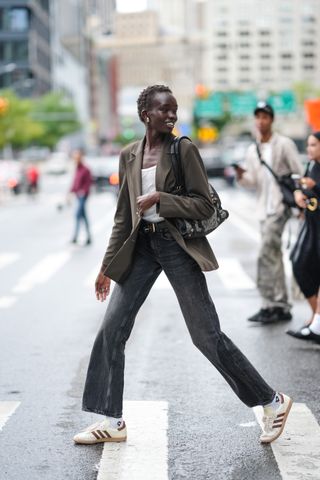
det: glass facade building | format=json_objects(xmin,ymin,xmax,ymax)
[{"xmin": 0, "ymin": 1, "xmax": 51, "ymax": 95}]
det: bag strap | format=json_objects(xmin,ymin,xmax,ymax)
[
  {"xmin": 303, "ymin": 160, "xmax": 311, "ymax": 177},
  {"xmin": 256, "ymin": 140, "xmax": 311, "ymax": 182},
  {"xmin": 255, "ymin": 141, "xmax": 280, "ymax": 182},
  {"xmin": 170, "ymin": 136, "xmax": 192, "ymax": 191}
]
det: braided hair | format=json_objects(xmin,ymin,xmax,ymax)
[{"xmin": 137, "ymin": 85, "xmax": 172, "ymax": 123}]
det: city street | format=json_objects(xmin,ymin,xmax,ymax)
[{"xmin": 0, "ymin": 172, "xmax": 319, "ymax": 480}]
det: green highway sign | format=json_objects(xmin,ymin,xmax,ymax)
[
  {"xmin": 228, "ymin": 92, "xmax": 257, "ymax": 116},
  {"xmin": 267, "ymin": 91, "xmax": 296, "ymax": 113},
  {"xmin": 193, "ymin": 90, "xmax": 297, "ymax": 120},
  {"xmin": 194, "ymin": 93, "xmax": 224, "ymax": 118}
]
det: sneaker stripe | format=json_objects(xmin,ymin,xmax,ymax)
[
  {"xmin": 96, "ymin": 429, "xmax": 107, "ymax": 439},
  {"xmin": 102, "ymin": 430, "xmax": 112, "ymax": 438},
  {"xmin": 118, "ymin": 421, "xmax": 126, "ymax": 431},
  {"xmin": 91, "ymin": 431, "xmax": 101, "ymax": 440},
  {"xmin": 277, "ymin": 413, "xmax": 285, "ymax": 418}
]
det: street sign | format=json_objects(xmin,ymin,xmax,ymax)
[
  {"xmin": 194, "ymin": 93, "xmax": 224, "ymax": 118},
  {"xmin": 229, "ymin": 92, "xmax": 257, "ymax": 116},
  {"xmin": 267, "ymin": 91, "xmax": 296, "ymax": 113}
]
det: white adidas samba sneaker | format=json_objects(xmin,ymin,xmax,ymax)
[{"xmin": 73, "ymin": 419, "xmax": 127, "ymax": 445}]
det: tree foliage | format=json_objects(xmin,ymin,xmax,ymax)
[
  {"xmin": 31, "ymin": 92, "xmax": 81, "ymax": 148},
  {"xmin": 0, "ymin": 90, "xmax": 44, "ymax": 149},
  {"xmin": 0, "ymin": 90, "xmax": 81, "ymax": 150}
]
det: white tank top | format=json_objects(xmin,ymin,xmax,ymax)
[{"xmin": 141, "ymin": 165, "xmax": 164, "ymax": 223}]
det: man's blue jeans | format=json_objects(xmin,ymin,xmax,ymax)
[
  {"xmin": 82, "ymin": 226, "xmax": 274, "ymax": 417},
  {"xmin": 73, "ymin": 194, "xmax": 91, "ymax": 241}
]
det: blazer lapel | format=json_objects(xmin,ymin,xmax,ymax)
[{"xmin": 127, "ymin": 138, "xmax": 144, "ymax": 198}]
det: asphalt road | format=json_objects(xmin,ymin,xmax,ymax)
[{"xmin": 0, "ymin": 172, "xmax": 319, "ymax": 480}]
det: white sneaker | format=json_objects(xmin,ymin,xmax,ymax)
[
  {"xmin": 73, "ymin": 419, "xmax": 127, "ymax": 445},
  {"xmin": 260, "ymin": 393, "xmax": 292, "ymax": 444}
]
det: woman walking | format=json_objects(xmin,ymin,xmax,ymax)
[
  {"xmin": 74, "ymin": 85, "xmax": 292, "ymax": 446},
  {"xmin": 287, "ymin": 131, "xmax": 320, "ymax": 342}
]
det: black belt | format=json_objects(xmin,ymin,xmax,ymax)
[{"xmin": 140, "ymin": 220, "xmax": 167, "ymax": 234}]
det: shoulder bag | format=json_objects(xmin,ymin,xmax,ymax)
[
  {"xmin": 169, "ymin": 136, "xmax": 229, "ymax": 239},
  {"xmin": 255, "ymin": 141, "xmax": 297, "ymax": 208}
]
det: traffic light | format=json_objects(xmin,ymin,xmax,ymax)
[{"xmin": 0, "ymin": 97, "xmax": 9, "ymax": 115}]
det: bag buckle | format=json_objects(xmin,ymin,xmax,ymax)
[{"xmin": 307, "ymin": 197, "xmax": 318, "ymax": 212}]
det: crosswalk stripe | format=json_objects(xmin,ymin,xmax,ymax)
[
  {"xmin": 97, "ymin": 401, "xmax": 168, "ymax": 480},
  {"xmin": 12, "ymin": 251, "xmax": 71, "ymax": 294},
  {"xmin": 0, "ymin": 296, "xmax": 17, "ymax": 309},
  {"xmin": 91, "ymin": 218, "xmax": 113, "ymax": 235},
  {"xmin": 226, "ymin": 214, "xmax": 260, "ymax": 243},
  {"xmin": 0, "ymin": 401, "xmax": 20, "ymax": 431},
  {"xmin": 216, "ymin": 257, "xmax": 256, "ymax": 290},
  {"xmin": 0, "ymin": 253, "xmax": 20, "ymax": 271},
  {"xmin": 253, "ymin": 403, "xmax": 320, "ymax": 479},
  {"xmin": 153, "ymin": 272, "xmax": 171, "ymax": 290},
  {"xmin": 84, "ymin": 264, "xmax": 100, "ymax": 287}
]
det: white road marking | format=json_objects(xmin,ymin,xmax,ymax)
[
  {"xmin": 216, "ymin": 257, "xmax": 256, "ymax": 290},
  {"xmin": 226, "ymin": 214, "xmax": 260, "ymax": 243},
  {"xmin": 253, "ymin": 403, "xmax": 320, "ymax": 480},
  {"xmin": 239, "ymin": 421, "xmax": 257, "ymax": 428},
  {"xmin": 0, "ymin": 401, "xmax": 20, "ymax": 431},
  {"xmin": 84, "ymin": 264, "xmax": 100, "ymax": 287},
  {"xmin": 92, "ymin": 218, "xmax": 113, "ymax": 235},
  {"xmin": 0, "ymin": 296, "xmax": 17, "ymax": 308},
  {"xmin": 0, "ymin": 253, "xmax": 20, "ymax": 271},
  {"xmin": 12, "ymin": 251, "xmax": 71, "ymax": 294},
  {"xmin": 97, "ymin": 401, "xmax": 168, "ymax": 480},
  {"xmin": 153, "ymin": 272, "xmax": 171, "ymax": 290}
]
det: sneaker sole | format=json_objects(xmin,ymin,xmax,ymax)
[
  {"xmin": 260, "ymin": 398, "xmax": 293, "ymax": 444},
  {"xmin": 74, "ymin": 436, "xmax": 127, "ymax": 445}
]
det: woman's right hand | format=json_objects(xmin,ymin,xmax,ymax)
[
  {"xmin": 95, "ymin": 271, "xmax": 111, "ymax": 302},
  {"xmin": 294, "ymin": 190, "xmax": 307, "ymax": 209}
]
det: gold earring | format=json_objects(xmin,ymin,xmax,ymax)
[{"xmin": 146, "ymin": 117, "xmax": 150, "ymax": 123}]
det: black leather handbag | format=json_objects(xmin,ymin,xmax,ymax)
[{"xmin": 169, "ymin": 136, "xmax": 229, "ymax": 239}]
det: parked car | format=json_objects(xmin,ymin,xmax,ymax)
[
  {"xmin": 199, "ymin": 147, "xmax": 226, "ymax": 177},
  {"xmin": 86, "ymin": 155, "xmax": 119, "ymax": 194},
  {"xmin": 44, "ymin": 152, "xmax": 70, "ymax": 175},
  {"xmin": 0, "ymin": 160, "xmax": 25, "ymax": 194}
]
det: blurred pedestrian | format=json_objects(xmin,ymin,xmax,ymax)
[
  {"xmin": 287, "ymin": 131, "xmax": 320, "ymax": 342},
  {"xmin": 69, "ymin": 148, "xmax": 92, "ymax": 245},
  {"xmin": 235, "ymin": 102, "xmax": 303, "ymax": 323},
  {"xmin": 26, "ymin": 163, "xmax": 39, "ymax": 195},
  {"xmin": 74, "ymin": 85, "xmax": 292, "ymax": 447}
]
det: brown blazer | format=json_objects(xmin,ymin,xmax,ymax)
[{"xmin": 101, "ymin": 134, "xmax": 219, "ymax": 282}]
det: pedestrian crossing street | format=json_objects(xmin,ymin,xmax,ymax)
[
  {"xmin": 0, "ymin": 248, "xmax": 257, "ymax": 310},
  {"xmin": 1, "ymin": 399, "xmax": 320, "ymax": 480},
  {"xmin": 0, "ymin": 191, "xmax": 301, "ymax": 310}
]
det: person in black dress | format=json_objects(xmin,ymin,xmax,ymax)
[{"xmin": 287, "ymin": 131, "xmax": 320, "ymax": 342}]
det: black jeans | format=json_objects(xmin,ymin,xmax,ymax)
[{"xmin": 82, "ymin": 226, "xmax": 275, "ymax": 417}]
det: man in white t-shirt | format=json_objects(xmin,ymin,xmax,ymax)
[{"xmin": 235, "ymin": 102, "xmax": 303, "ymax": 323}]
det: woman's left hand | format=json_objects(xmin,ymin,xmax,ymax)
[
  {"xmin": 136, "ymin": 192, "xmax": 160, "ymax": 214},
  {"xmin": 301, "ymin": 177, "xmax": 316, "ymax": 189}
]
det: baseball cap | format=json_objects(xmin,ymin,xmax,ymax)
[{"xmin": 254, "ymin": 101, "xmax": 274, "ymax": 118}]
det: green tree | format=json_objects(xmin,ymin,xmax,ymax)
[
  {"xmin": 31, "ymin": 92, "xmax": 81, "ymax": 148},
  {"xmin": 293, "ymin": 82, "xmax": 320, "ymax": 106},
  {"xmin": 0, "ymin": 90, "xmax": 44, "ymax": 149}
]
